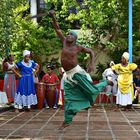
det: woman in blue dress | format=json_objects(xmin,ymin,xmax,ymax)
[{"xmin": 12, "ymin": 50, "xmax": 39, "ymax": 112}]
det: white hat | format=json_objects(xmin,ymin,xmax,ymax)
[
  {"xmin": 122, "ymin": 52, "xmax": 129, "ymax": 61},
  {"xmin": 110, "ymin": 61, "xmax": 115, "ymax": 66},
  {"xmin": 23, "ymin": 50, "xmax": 30, "ymax": 57}
]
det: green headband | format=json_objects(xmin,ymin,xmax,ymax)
[{"xmin": 69, "ymin": 31, "xmax": 78, "ymax": 38}]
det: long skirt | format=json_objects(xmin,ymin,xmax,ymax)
[
  {"xmin": 64, "ymin": 73, "xmax": 108, "ymax": 124},
  {"xmin": 3, "ymin": 73, "xmax": 16, "ymax": 103},
  {"xmin": 14, "ymin": 75, "xmax": 37, "ymax": 108},
  {"xmin": 116, "ymin": 88, "xmax": 132, "ymax": 106}
]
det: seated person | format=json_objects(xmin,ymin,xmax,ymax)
[
  {"xmin": 42, "ymin": 65, "xmax": 59, "ymax": 109},
  {"xmin": 133, "ymin": 71, "xmax": 140, "ymax": 103},
  {"xmin": 102, "ymin": 61, "xmax": 118, "ymax": 95}
]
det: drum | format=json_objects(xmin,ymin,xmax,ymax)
[
  {"xmin": 35, "ymin": 82, "xmax": 46, "ymax": 109},
  {"xmin": 46, "ymin": 83, "xmax": 56, "ymax": 108}
]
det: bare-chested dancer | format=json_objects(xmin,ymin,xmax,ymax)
[{"xmin": 48, "ymin": 10, "xmax": 113, "ymax": 130}]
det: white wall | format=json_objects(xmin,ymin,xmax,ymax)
[{"xmin": 30, "ymin": 0, "xmax": 37, "ymax": 23}]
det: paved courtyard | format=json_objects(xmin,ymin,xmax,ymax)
[{"xmin": 0, "ymin": 105, "xmax": 140, "ymax": 140}]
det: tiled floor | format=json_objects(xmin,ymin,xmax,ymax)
[{"xmin": 0, "ymin": 105, "xmax": 140, "ymax": 140}]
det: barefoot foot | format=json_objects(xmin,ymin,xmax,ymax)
[
  {"xmin": 58, "ymin": 122, "xmax": 71, "ymax": 130},
  {"xmin": 113, "ymin": 108, "xmax": 119, "ymax": 112}
]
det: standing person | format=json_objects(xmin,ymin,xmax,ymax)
[
  {"xmin": 12, "ymin": 50, "xmax": 38, "ymax": 112},
  {"xmin": 111, "ymin": 52, "xmax": 137, "ymax": 111},
  {"xmin": 48, "ymin": 10, "xmax": 113, "ymax": 129},
  {"xmin": 42, "ymin": 65, "xmax": 59, "ymax": 109},
  {"xmin": 2, "ymin": 55, "xmax": 16, "ymax": 104},
  {"xmin": 58, "ymin": 67, "xmax": 65, "ymax": 108}
]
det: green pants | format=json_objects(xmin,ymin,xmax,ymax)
[{"xmin": 64, "ymin": 73, "xmax": 108, "ymax": 124}]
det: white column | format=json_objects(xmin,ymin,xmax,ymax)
[{"xmin": 30, "ymin": 0, "xmax": 37, "ymax": 23}]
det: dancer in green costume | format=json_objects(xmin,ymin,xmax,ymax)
[{"xmin": 48, "ymin": 10, "xmax": 112, "ymax": 130}]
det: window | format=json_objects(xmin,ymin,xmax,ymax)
[{"xmin": 38, "ymin": 0, "xmax": 46, "ymax": 9}]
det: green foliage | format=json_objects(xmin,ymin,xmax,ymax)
[
  {"xmin": 0, "ymin": 0, "xmax": 63, "ymax": 61},
  {"xmin": 0, "ymin": 0, "xmax": 21, "ymax": 57},
  {"xmin": 44, "ymin": 0, "xmax": 140, "ymax": 63},
  {"xmin": 0, "ymin": 0, "xmax": 140, "ymax": 66},
  {"xmin": 0, "ymin": 64, "xmax": 4, "ymax": 79},
  {"xmin": 12, "ymin": 1, "xmax": 62, "ymax": 61},
  {"xmin": 133, "ymin": 0, "xmax": 140, "ymax": 61},
  {"xmin": 95, "ymin": 62, "xmax": 106, "ymax": 80}
]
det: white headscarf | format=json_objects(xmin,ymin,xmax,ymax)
[
  {"xmin": 122, "ymin": 52, "xmax": 129, "ymax": 61},
  {"xmin": 23, "ymin": 50, "xmax": 30, "ymax": 57}
]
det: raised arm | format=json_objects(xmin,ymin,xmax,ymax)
[
  {"xmin": 48, "ymin": 10, "xmax": 65, "ymax": 43},
  {"xmin": 80, "ymin": 46, "xmax": 95, "ymax": 73}
]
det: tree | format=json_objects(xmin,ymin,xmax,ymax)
[
  {"xmin": 0, "ymin": 0, "xmax": 20, "ymax": 57},
  {"xmin": 43, "ymin": 0, "xmax": 140, "ymax": 64},
  {"xmin": 0, "ymin": 0, "xmax": 62, "ymax": 62},
  {"xmin": 1, "ymin": 0, "xmax": 140, "ymax": 64}
]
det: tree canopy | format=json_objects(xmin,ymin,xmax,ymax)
[
  {"xmin": 45, "ymin": 0, "xmax": 140, "ymax": 63},
  {"xmin": 0, "ymin": 0, "xmax": 140, "ymax": 64}
]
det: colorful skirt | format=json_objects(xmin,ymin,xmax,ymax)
[{"xmin": 3, "ymin": 73, "xmax": 16, "ymax": 103}]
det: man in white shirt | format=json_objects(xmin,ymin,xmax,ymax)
[{"xmin": 102, "ymin": 61, "xmax": 118, "ymax": 95}]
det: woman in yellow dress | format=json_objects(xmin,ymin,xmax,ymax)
[{"xmin": 112, "ymin": 52, "xmax": 137, "ymax": 111}]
